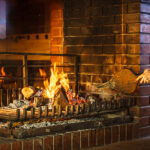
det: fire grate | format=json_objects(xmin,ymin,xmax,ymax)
[{"xmin": 0, "ymin": 52, "xmax": 137, "ymax": 139}]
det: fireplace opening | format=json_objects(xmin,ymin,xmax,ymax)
[{"xmin": 0, "ymin": 52, "xmax": 137, "ymax": 139}]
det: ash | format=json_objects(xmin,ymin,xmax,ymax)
[
  {"xmin": 7, "ymin": 100, "xmax": 29, "ymax": 109},
  {"xmin": 17, "ymin": 118, "xmax": 100, "ymax": 130}
]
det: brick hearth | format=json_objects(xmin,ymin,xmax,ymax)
[{"xmin": 0, "ymin": 123, "xmax": 139, "ymax": 150}]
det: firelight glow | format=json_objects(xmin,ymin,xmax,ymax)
[
  {"xmin": 39, "ymin": 63, "xmax": 69, "ymax": 99},
  {"xmin": 0, "ymin": 67, "xmax": 6, "ymax": 83}
]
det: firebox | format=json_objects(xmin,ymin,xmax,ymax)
[{"xmin": 0, "ymin": 52, "xmax": 137, "ymax": 140}]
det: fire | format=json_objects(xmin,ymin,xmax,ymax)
[
  {"xmin": 39, "ymin": 63, "xmax": 69, "ymax": 99},
  {"xmin": 0, "ymin": 67, "xmax": 6, "ymax": 83},
  {"xmin": 39, "ymin": 64, "xmax": 87, "ymax": 105}
]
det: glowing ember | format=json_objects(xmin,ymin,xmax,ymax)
[{"xmin": 0, "ymin": 67, "xmax": 6, "ymax": 83}]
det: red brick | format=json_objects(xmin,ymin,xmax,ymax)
[
  {"xmin": 120, "ymin": 125, "xmax": 126, "ymax": 141},
  {"xmin": 54, "ymin": 135, "xmax": 62, "ymax": 150},
  {"xmin": 140, "ymin": 96, "xmax": 150, "ymax": 106},
  {"xmin": 140, "ymin": 55, "xmax": 150, "ymax": 64},
  {"xmin": 140, "ymin": 126, "xmax": 150, "ymax": 137},
  {"xmin": 89, "ymin": 130, "xmax": 96, "ymax": 147},
  {"xmin": 141, "ymin": 0, "xmax": 150, "ymax": 3},
  {"xmin": 140, "ymin": 86, "xmax": 150, "ymax": 96},
  {"xmin": 141, "ymin": 3, "xmax": 150, "ymax": 13},
  {"xmin": 141, "ymin": 14, "xmax": 150, "ymax": 23},
  {"xmin": 141, "ymin": 34, "xmax": 150, "ymax": 43},
  {"xmin": 63, "ymin": 133, "xmax": 71, "ymax": 150},
  {"xmin": 72, "ymin": 132, "xmax": 80, "ymax": 150},
  {"xmin": 140, "ymin": 65, "xmax": 150, "ymax": 72},
  {"xmin": 44, "ymin": 136, "xmax": 53, "ymax": 150},
  {"xmin": 133, "ymin": 124, "xmax": 139, "ymax": 139},
  {"xmin": 23, "ymin": 140, "xmax": 33, "ymax": 150},
  {"xmin": 12, "ymin": 141, "xmax": 22, "ymax": 150},
  {"xmin": 0, "ymin": 143, "xmax": 11, "ymax": 150},
  {"xmin": 127, "ymin": 124, "xmax": 133, "ymax": 140},
  {"xmin": 141, "ymin": 24, "xmax": 150, "ymax": 33},
  {"xmin": 112, "ymin": 126, "xmax": 119, "ymax": 143},
  {"xmin": 105, "ymin": 127, "xmax": 111, "ymax": 145},
  {"xmin": 141, "ymin": 44, "xmax": 150, "ymax": 54},
  {"xmin": 34, "ymin": 138, "xmax": 43, "ymax": 150},
  {"xmin": 140, "ymin": 106, "xmax": 150, "ymax": 116},
  {"xmin": 81, "ymin": 130, "xmax": 89, "ymax": 149},
  {"xmin": 97, "ymin": 128, "xmax": 104, "ymax": 146},
  {"xmin": 140, "ymin": 117, "xmax": 150, "ymax": 127}
]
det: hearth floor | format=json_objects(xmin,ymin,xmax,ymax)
[{"xmin": 85, "ymin": 136, "xmax": 150, "ymax": 150}]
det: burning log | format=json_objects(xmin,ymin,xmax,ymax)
[{"xmin": 53, "ymin": 86, "xmax": 69, "ymax": 110}]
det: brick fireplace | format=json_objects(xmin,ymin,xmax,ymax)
[{"xmin": 0, "ymin": 0, "xmax": 150, "ymax": 149}]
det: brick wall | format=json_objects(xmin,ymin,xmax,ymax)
[
  {"xmin": 64, "ymin": 0, "xmax": 140, "ymax": 90},
  {"xmin": 64, "ymin": 0, "xmax": 150, "ymax": 137},
  {"xmin": 0, "ymin": 123, "xmax": 139, "ymax": 150},
  {"xmin": 1, "ymin": 0, "xmax": 64, "ymax": 63},
  {"xmin": 139, "ymin": 0, "xmax": 150, "ymax": 137}
]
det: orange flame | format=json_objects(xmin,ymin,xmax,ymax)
[
  {"xmin": 0, "ymin": 67, "xmax": 6, "ymax": 83},
  {"xmin": 39, "ymin": 63, "xmax": 69, "ymax": 99}
]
